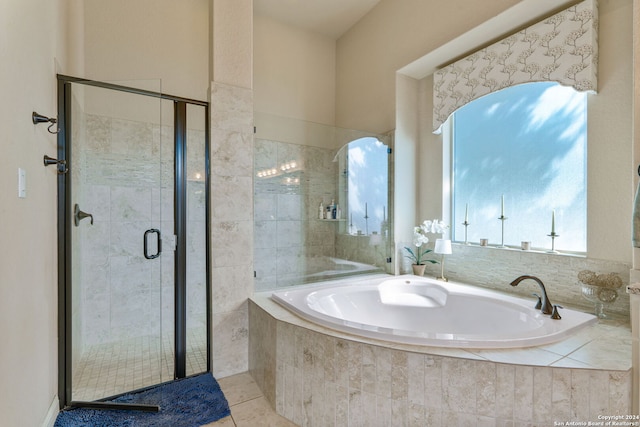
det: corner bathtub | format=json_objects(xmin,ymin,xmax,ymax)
[{"xmin": 271, "ymin": 274, "xmax": 597, "ymax": 348}]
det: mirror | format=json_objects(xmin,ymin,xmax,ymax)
[{"xmin": 334, "ymin": 137, "xmax": 390, "ymax": 238}]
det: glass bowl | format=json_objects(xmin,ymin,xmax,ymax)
[{"xmin": 581, "ymin": 283, "xmax": 618, "ymax": 319}]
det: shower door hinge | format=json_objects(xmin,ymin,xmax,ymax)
[
  {"xmin": 386, "ymin": 257, "xmax": 392, "ymax": 263},
  {"xmin": 165, "ymin": 234, "xmax": 178, "ymax": 251}
]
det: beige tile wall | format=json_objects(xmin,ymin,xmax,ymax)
[
  {"xmin": 410, "ymin": 243, "xmax": 632, "ymax": 319},
  {"xmin": 249, "ymin": 300, "xmax": 632, "ymax": 426},
  {"xmin": 253, "ymin": 138, "xmax": 338, "ymax": 290},
  {"xmin": 210, "ymin": 81, "xmax": 255, "ymax": 377},
  {"xmin": 253, "ymin": 129, "xmax": 395, "ymax": 291},
  {"xmin": 78, "ymin": 110, "xmax": 209, "ymax": 346}
]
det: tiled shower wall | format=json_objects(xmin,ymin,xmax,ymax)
[
  {"xmin": 81, "ymin": 113, "xmax": 165, "ymax": 346},
  {"xmin": 253, "ymin": 138, "xmax": 339, "ymax": 290},
  {"xmin": 79, "ymin": 111, "xmax": 207, "ymax": 348},
  {"xmin": 409, "ymin": 243, "xmax": 632, "ymax": 318},
  {"xmin": 253, "ymin": 128, "xmax": 394, "ymax": 292},
  {"xmin": 209, "ymin": 81, "xmax": 255, "ymax": 377},
  {"xmin": 334, "ymin": 234, "xmax": 391, "ymax": 272},
  {"xmin": 71, "ymin": 94, "xmax": 84, "ymax": 363}
]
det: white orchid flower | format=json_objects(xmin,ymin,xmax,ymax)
[
  {"xmin": 406, "ymin": 219, "xmax": 448, "ymax": 267},
  {"xmin": 421, "ymin": 220, "xmax": 433, "ymax": 233},
  {"xmin": 434, "ymin": 219, "xmax": 449, "ymax": 234},
  {"xmin": 422, "ymin": 219, "xmax": 449, "ymax": 234},
  {"xmin": 413, "ymin": 232, "xmax": 429, "ymax": 247}
]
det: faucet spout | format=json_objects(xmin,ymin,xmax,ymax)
[{"xmin": 510, "ymin": 275, "xmax": 553, "ymax": 315}]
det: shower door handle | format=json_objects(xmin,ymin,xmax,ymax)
[
  {"xmin": 74, "ymin": 204, "xmax": 93, "ymax": 226},
  {"xmin": 144, "ymin": 229, "xmax": 162, "ymax": 259}
]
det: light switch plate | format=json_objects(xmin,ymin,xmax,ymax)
[{"xmin": 18, "ymin": 168, "xmax": 26, "ymax": 198}]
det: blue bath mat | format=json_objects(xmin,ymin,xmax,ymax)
[{"xmin": 54, "ymin": 373, "xmax": 230, "ymax": 427}]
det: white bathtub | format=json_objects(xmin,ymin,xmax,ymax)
[{"xmin": 271, "ymin": 274, "xmax": 598, "ymax": 348}]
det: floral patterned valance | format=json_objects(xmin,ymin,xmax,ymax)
[{"xmin": 433, "ymin": 0, "xmax": 598, "ymax": 133}]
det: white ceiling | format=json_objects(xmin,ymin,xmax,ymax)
[{"xmin": 254, "ymin": 0, "xmax": 382, "ymax": 39}]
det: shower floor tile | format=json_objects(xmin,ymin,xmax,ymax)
[{"xmin": 72, "ymin": 328, "xmax": 208, "ymax": 402}]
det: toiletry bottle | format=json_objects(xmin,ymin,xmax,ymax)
[
  {"xmin": 319, "ymin": 202, "xmax": 324, "ymax": 219},
  {"xmin": 332, "ymin": 203, "xmax": 337, "ymax": 219},
  {"xmin": 326, "ymin": 205, "xmax": 331, "ymax": 219},
  {"xmin": 336, "ymin": 204, "xmax": 341, "ymax": 220}
]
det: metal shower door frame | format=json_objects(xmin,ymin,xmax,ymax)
[{"xmin": 55, "ymin": 75, "xmax": 211, "ymax": 411}]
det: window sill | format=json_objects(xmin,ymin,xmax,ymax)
[{"xmin": 452, "ymin": 241, "xmax": 586, "ymax": 258}]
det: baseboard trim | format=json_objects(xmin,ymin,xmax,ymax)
[{"xmin": 42, "ymin": 396, "xmax": 59, "ymax": 427}]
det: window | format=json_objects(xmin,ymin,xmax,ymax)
[{"xmin": 451, "ymin": 81, "xmax": 587, "ymax": 252}]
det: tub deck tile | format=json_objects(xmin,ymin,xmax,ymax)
[
  {"xmin": 252, "ymin": 291, "xmax": 632, "ymax": 371},
  {"xmin": 250, "ymin": 289, "xmax": 633, "ymax": 426}
]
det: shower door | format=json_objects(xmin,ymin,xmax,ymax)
[{"xmin": 57, "ymin": 76, "xmax": 210, "ymax": 409}]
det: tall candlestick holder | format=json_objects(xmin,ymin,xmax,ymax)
[
  {"xmin": 498, "ymin": 216, "xmax": 507, "ymax": 248},
  {"xmin": 462, "ymin": 221, "xmax": 470, "ymax": 245},
  {"xmin": 547, "ymin": 232, "xmax": 559, "ymax": 253}
]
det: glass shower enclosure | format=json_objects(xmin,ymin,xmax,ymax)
[
  {"xmin": 253, "ymin": 113, "xmax": 394, "ymax": 291},
  {"xmin": 56, "ymin": 75, "xmax": 210, "ymax": 410}
]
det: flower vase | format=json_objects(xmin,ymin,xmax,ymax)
[{"xmin": 412, "ymin": 264, "xmax": 426, "ymax": 276}]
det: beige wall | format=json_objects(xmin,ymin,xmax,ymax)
[
  {"xmin": 0, "ymin": 0, "xmax": 83, "ymax": 425},
  {"xmin": 253, "ymin": 15, "xmax": 336, "ymax": 127},
  {"xmin": 586, "ymin": 0, "xmax": 634, "ymax": 262},
  {"xmin": 335, "ymin": 0, "xmax": 521, "ymax": 134},
  {"xmin": 211, "ymin": 0, "xmax": 252, "ymax": 88},
  {"xmin": 84, "ymin": 0, "xmax": 209, "ymax": 100},
  {"xmin": 635, "ymin": 0, "xmax": 640, "ymax": 273}
]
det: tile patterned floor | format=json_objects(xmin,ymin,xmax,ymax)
[
  {"xmin": 72, "ymin": 334, "xmax": 295, "ymax": 424},
  {"xmin": 72, "ymin": 328, "xmax": 208, "ymax": 401},
  {"xmin": 203, "ymin": 373, "xmax": 297, "ymax": 427}
]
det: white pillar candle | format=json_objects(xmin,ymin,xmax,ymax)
[
  {"xmin": 501, "ymin": 195, "xmax": 505, "ymax": 217},
  {"xmin": 465, "ymin": 203, "xmax": 469, "ymax": 223},
  {"xmin": 551, "ymin": 209, "xmax": 556, "ymax": 234}
]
